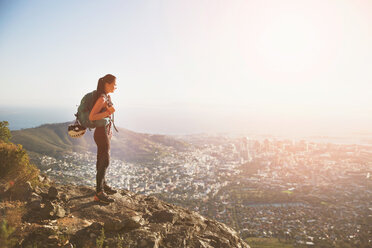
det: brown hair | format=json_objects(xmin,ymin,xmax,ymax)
[{"xmin": 95, "ymin": 74, "xmax": 116, "ymax": 102}]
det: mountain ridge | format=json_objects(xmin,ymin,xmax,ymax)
[{"xmin": 11, "ymin": 122, "xmax": 190, "ymax": 163}]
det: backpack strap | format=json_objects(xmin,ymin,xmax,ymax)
[
  {"xmin": 102, "ymin": 93, "xmax": 109, "ymax": 105},
  {"xmin": 102, "ymin": 93, "xmax": 119, "ymax": 133},
  {"xmin": 111, "ymin": 113, "xmax": 119, "ymax": 132}
]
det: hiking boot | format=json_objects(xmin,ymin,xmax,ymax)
[
  {"xmin": 103, "ymin": 184, "xmax": 117, "ymax": 195},
  {"xmin": 94, "ymin": 191, "xmax": 115, "ymax": 204}
]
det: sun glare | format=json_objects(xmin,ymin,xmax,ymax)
[{"xmin": 257, "ymin": 12, "xmax": 324, "ymax": 76}]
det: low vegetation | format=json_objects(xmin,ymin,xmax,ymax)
[
  {"xmin": 245, "ymin": 237, "xmax": 294, "ymax": 248},
  {"xmin": 0, "ymin": 121, "xmax": 44, "ymax": 247}
]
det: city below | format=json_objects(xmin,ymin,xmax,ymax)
[{"xmin": 32, "ymin": 135, "xmax": 372, "ymax": 247}]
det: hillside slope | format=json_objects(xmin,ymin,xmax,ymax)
[{"xmin": 11, "ymin": 122, "xmax": 190, "ymax": 163}]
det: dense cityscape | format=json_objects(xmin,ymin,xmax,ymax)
[{"xmin": 33, "ymin": 135, "xmax": 372, "ymax": 247}]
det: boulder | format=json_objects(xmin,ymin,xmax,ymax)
[
  {"xmin": 38, "ymin": 175, "xmax": 45, "ymax": 183},
  {"xmin": 149, "ymin": 209, "xmax": 177, "ymax": 224},
  {"xmin": 28, "ymin": 200, "xmax": 42, "ymax": 211},
  {"xmin": 60, "ymin": 193, "xmax": 69, "ymax": 202},
  {"xmin": 48, "ymin": 186, "xmax": 58, "ymax": 199},
  {"xmin": 34, "ymin": 185, "xmax": 43, "ymax": 194},
  {"xmin": 104, "ymin": 218, "xmax": 125, "ymax": 232},
  {"xmin": 123, "ymin": 215, "xmax": 145, "ymax": 229},
  {"xmin": 43, "ymin": 201, "xmax": 57, "ymax": 217},
  {"xmin": 28, "ymin": 192, "xmax": 42, "ymax": 202},
  {"xmin": 25, "ymin": 181, "xmax": 33, "ymax": 193},
  {"xmin": 55, "ymin": 204, "xmax": 66, "ymax": 218}
]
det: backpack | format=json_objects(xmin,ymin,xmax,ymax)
[{"xmin": 75, "ymin": 90, "xmax": 109, "ymax": 129}]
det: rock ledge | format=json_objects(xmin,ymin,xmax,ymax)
[{"xmin": 2, "ymin": 180, "xmax": 250, "ymax": 248}]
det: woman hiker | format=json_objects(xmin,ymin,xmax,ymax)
[{"xmin": 89, "ymin": 74, "xmax": 118, "ymax": 203}]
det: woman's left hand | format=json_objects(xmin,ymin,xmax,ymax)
[{"xmin": 107, "ymin": 106, "xmax": 116, "ymax": 114}]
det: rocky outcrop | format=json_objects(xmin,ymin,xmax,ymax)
[{"xmin": 1, "ymin": 179, "xmax": 250, "ymax": 248}]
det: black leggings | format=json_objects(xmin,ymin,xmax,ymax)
[{"xmin": 94, "ymin": 126, "xmax": 110, "ymax": 192}]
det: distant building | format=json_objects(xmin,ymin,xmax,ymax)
[{"xmin": 240, "ymin": 137, "xmax": 254, "ymax": 162}]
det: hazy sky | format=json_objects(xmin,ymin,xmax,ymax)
[{"xmin": 0, "ymin": 0, "xmax": 371, "ymax": 135}]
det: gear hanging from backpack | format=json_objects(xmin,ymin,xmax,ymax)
[{"xmin": 68, "ymin": 121, "xmax": 86, "ymax": 138}]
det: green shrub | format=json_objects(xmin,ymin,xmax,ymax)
[
  {"xmin": 0, "ymin": 141, "xmax": 41, "ymax": 193},
  {"xmin": 96, "ymin": 227, "xmax": 106, "ymax": 248},
  {"xmin": 116, "ymin": 234, "xmax": 125, "ymax": 248},
  {"xmin": 0, "ymin": 121, "xmax": 11, "ymax": 143},
  {"xmin": 0, "ymin": 219, "xmax": 17, "ymax": 247}
]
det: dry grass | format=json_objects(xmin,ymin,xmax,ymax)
[
  {"xmin": 0, "ymin": 201, "xmax": 26, "ymax": 228},
  {"xmin": 0, "ymin": 200, "xmax": 27, "ymax": 247}
]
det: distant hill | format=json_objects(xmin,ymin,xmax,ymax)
[{"xmin": 11, "ymin": 122, "xmax": 190, "ymax": 163}]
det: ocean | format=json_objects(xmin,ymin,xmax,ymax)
[{"xmin": 1, "ymin": 106, "xmax": 371, "ymax": 146}]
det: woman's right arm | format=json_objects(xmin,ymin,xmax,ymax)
[{"xmin": 89, "ymin": 96, "xmax": 111, "ymax": 121}]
